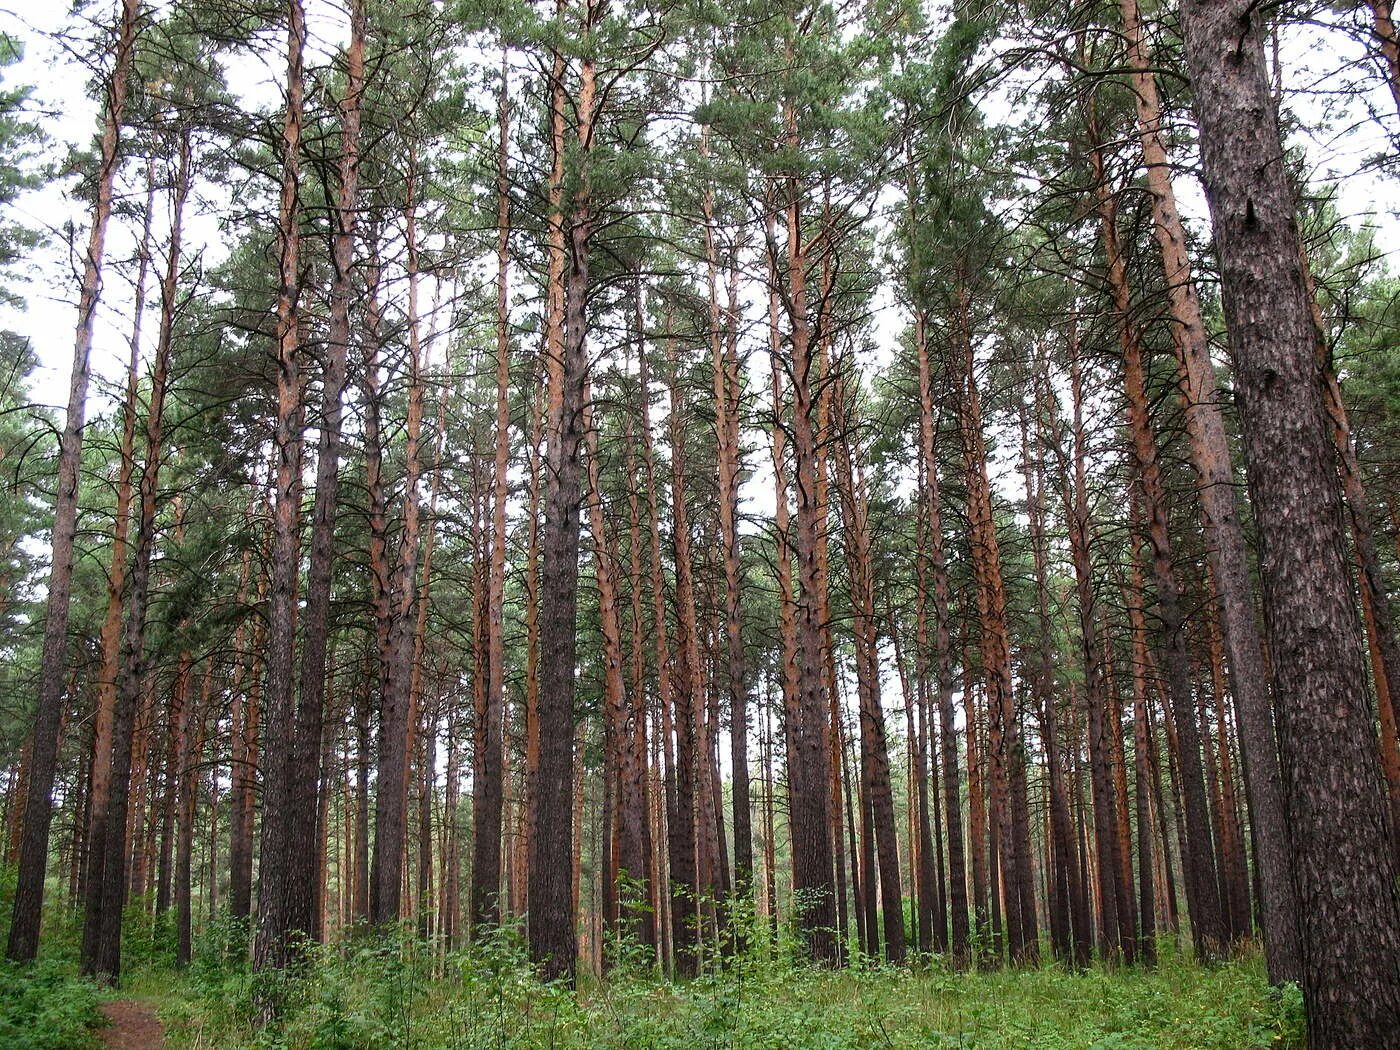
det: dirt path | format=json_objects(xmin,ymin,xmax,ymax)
[{"xmin": 98, "ymin": 1000, "xmax": 165, "ymax": 1050}]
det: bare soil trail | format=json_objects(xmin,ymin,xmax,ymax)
[{"xmin": 98, "ymin": 999, "xmax": 164, "ymax": 1050}]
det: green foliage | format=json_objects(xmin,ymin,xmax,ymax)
[
  {"xmin": 0, "ymin": 958, "xmax": 104, "ymax": 1050},
  {"xmin": 150, "ymin": 929, "xmax": 1302, "ymax": 1050}
]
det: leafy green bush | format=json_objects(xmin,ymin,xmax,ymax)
[{"xmin": 0, "ymin": 958, "xmax": 104, "ymax": 1050}]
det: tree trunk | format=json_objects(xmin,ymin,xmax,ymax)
[
  {"xmin": 474, "ymin": 57, "xmax": 512, "ymax": 934},
  {"xmin": 86, "ymin": 127, "xmax": 190, "ymax": 983},
  {"xmin": 1089, "ymin": 123, "xmax": 1222, "ymax": 961},
  {"xmin": 952, "ymin": 285, "xmax": 1036, "ymax": 964},
  {"xmin": 833, "ymin": 387, "xmax": 905, "ymax": 963},
  {"xmin": 529, "ymin": 10, "xmax": 596, "ymax": 979},
  {"xmin": 1365, "ymin": 0, "xmax": 1400, "ymax": 120},
  {"xmin": 1180, "ymin": 1, "xmax": 1400, "ymax": 1037},
  {"xmin": 1021, "ymin": 372, "xmax": 1086, "ymax": 967},
  {"xmin": 703, "ymin": 168, "xmax": 753, "ymax": 911},
  {"xmin": 285, "ymin": 0, "xmax": 365, "ymax": 956},
  {"xmin": 82, "ymin": 156, "xmax": 154, "ymax": 950},
  {"xmin": 8, "ymin": 0, "xmax": 139, "ymax": 965},
  {"xmin": 666, "ymin": 349, "xmax": 706, "ymax": 972},
  {"xmin": 1117, "ymin": 0, "xmax": 1301, "ymax": 980},
  {"xmin": 253, "ymin": 0, "xmax": 310, "ymax": 973},
  {"xmin": 1055, "ymin": 325, "xmax": 1130, "ymax": 963},
  {"xmin": 778, "ymin": 124, "xmax": 837, "ymax": 962},
  {"xmin": 372, "ymin": 155, "xmax": 427, "ymax": 928},
  {"xmin": 913, "ymin": 310, "xmax": 970, "ymax": 965}
]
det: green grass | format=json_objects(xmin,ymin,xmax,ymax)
[
  {"xmin": 144, "ymin": 925, "xmax": 1304, "ymax": 1050},
  {"xmin": 0, "ymin": 887, "xmax": 1303, "ymax": 1050}
]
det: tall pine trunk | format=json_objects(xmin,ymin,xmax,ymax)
[
  {"xmin": 1180, "ymin": 2, "xmax": 1400, "ymax": 1038},
  {"xmin": 8, "ymin": 0, "xmax": 139, "ymax": 964},
  {"xmin": 254, "ymin": 0, "xmax": 310, "ymax": 973},
  {"xmin": 1117, "ymin": 0, "xmax": 1300, "ymax": 979}
]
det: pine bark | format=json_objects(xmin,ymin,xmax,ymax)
[
  {"xmin": 529, "ymin": 6, "xmax": 596, "ymax": 979},
  {"xmin": 913, "ymin": 311, "xmax": 970, "ymax": 964},
  {"xmin": 833, "ymin": 391, "xmax": 905, "ymax": 963},
  {"xmin": 1089, "ymin": 126, "xmax": 1222, "ymax": 961},
  {"xmin": 85, "ymin": 126, "xmax": 189, "ymax": 982},
  {"xmin": 473, "ymin": 58, "xmax": 512, "ymax": 933},
  {"xmin": 1180, "ymin": 1, "xmax": 1400, "ymax": 1038},
  {"xmin": 253, "ymin": 0, "xmax": 310, "ymax": 972},
  {"xmin": 81, "ymin": 156, "xmax": 154, "ymax": 961},
  {"xmin": 777, "ymin": 150, "xmax": 838, "ymax": 962}
]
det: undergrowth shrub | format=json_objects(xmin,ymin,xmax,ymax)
[
  {"xmin": 154, "ymin": 911, "xmax": 1305, "ymax": 1050},
  {"xmin": 0, "ymin": 958, "xmax": 104, "ymax": 1050}
]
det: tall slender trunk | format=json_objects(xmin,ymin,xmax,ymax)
[
  {"xmin": 584, "ymin": 389, "xmax": 641, "ymax": 943},
  {"xmin": 778, "ymin": 128, "xmax": 837, "ymax": 960},
  {"xmin": 913, "ymin": 309, "xmax": 969, "ymax": 964},
  {"xmin": 832, "ymin": 390, "xmax": 905, "ymax": 963},
  {"xmin": 176, "ymin": 665, "xmax": 210, "ymax": 967},
  {"xmin": 1181, "ymin": 1, "xmax": 1400, "ymax": 1037},
  {"xmin": 1021, "ymin": 372, "xmax": 1086, "ymax": 966},
  {"xmin": 703, "ymin": 161, "xmax": 752, "ymax": 907},
  {"xmin": 1055, "ymin": 324, "xmax": 1129, "ymax": 962},
  {"xmin": 666, "ymin": 349, "xmax": 706, "ymax": 972},
  {"xmin": 951, "ymin": 285, "xmax": 1036, "ymax": 964},
  {"xmin": 373, "ymin": 156, "xmax": 427, "ymax": 927},
  {"xmin": 1117, "ymin": 0, "xmax": 1300, "ymax": 979},
  {"xmin": 963, "ymin": 658, "xmax": 989, "ymax": 953},
  {"xmin": 621, "ymin": 338, "xmax": 655, "ymax": 952},
  {"xmin": 86, "ymin": 126, "xmax": 190, "ymax": 983},
  {"xmin": 636, "ymin": 320, "xmax": 682, "ymax": 972},
  {"xmin": 8, "ymin": 0, "xmax": 139, "ymax": 964},
  {"xmin": 474, "ymin": 56, "xmax": 512, "ymax": 933},
  {"xmin": 83, "ymin": 156, "xmax": 154, "ymax": 938},
  {"xmin": 1089, "ymin": 121, "xmax": 1222, "ymax": 960},
  {"xmin": 254, "ymin": 0, "xmax": 310, "ymax": 973},
  {"xmin": 1127, "ymin": 553, "xmax": 1158, "ymax": 965},
  {"xmin": 286, "ymin": 0, "xmax": 365, "ymax": 955},
  {"xmin": 529, "ymin": 5, "xmax": 595, "ymax": 980}
]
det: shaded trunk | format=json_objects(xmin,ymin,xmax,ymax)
[
  {"xmin": 1180, "ymin": 2, "xmax": 1400, "ymax": 1035},
  {"xmin": 371, "ymin": 159, "xmax": 427, "ymax": 927},
  {"xmin": 913, "ymin": 309, "xmax": 970, "ymax": 964},
  {"xmin": 1056, "ymin": 325, "xmax": 1130, "ymax": 963},
  {"xmin": 833, "ymin": 390, "xmax": 905, "ymax": 963},
  {"xmin": 528, "ymin": 15, "xmax": 595, "ymax": 980},
  {"xmin": 666, "ymin": 350, "xmax": 706, "ymax": 973},
  {"xmin": 1021, "ymin": 373, "xmax": 1087, "ymax": 967},
  {"xmin": 82, "ymin": 156, "xmax": 155, "ymax": 949},
  {"xmin": 777, "ymin": 127, "xmax": 837, "ymax": 961},
  {"xmin": 285, "ymin": 0, "xmax": 365, "ymax": 956},
  {"xmin": 952, "ymin": 287, "xmax": 1036, "ymax": 964},
  {"xmin": 253, "ymin": 0, "xmax": 310, "ymax": 972},
  {"xmin": 474, "ymin": 59, "xmax": 512, "ymax": 934},
  {"xmin": 1090, "ymin": 124, "xmax": 1222, "ymax": 960}
]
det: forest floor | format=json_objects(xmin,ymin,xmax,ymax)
[
  {"xmin": 0, "ymin": 930, "xmax": 1307, "ymax": 1049},
  {"xmin": 98, "ymin": 1000, "xmax": 165, "ymax": 1050},
  {"xmin": 126, "ymin": 936, "xmax": 1305, "ymax": 1050}
]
